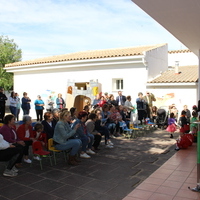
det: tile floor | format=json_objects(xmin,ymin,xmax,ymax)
[{"xmin": 123, "ymin": 143, "xmax": 200, "ymax": 200}]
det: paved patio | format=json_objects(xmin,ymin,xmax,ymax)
[{"xmin": 0, "ymin": 128, "xmax": 196, "ymax": 200}]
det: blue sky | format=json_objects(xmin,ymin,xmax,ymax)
[{"xmin": 0, "ymin": 0, "xmax": 186, "ymax": 61}]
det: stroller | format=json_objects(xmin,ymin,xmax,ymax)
[{"xmin": 156, "ymin": 106, "xmax": 168, "ymax": 129}]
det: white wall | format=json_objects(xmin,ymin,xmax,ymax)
[
  {"xmin": 149, "ymin": 85, "xmax": 198, "ymax": 118},
  {"xmin": 146, "ymin": 44, "xmax": 168, "ymax": 80},
  {"xmin": 168, "ymin": 52, "xmax": 198, "ymax": 66},
  {"xmin": 13, "ymin": 62, "xmax": 148, "ymax": 119}
]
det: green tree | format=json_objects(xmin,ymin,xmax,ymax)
[{"xmin": 0, "ymin": 35, "xmax": 22, "ymax": 90}]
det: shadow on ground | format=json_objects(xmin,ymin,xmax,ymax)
[{"xmin": 0, "ymin": 129, "xmax": 178, "ymax": 200}]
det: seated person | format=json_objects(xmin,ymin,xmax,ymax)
[
  {"xmin": 85, "ymin": 113, "xmax": 102, "ymax": 150},
  {"xmin": 52, "ymin": 108, "xmax": 60, "ymax": 125},
  {"xmin": 42, "ymin": 111, "xmax": 56, "ymax": 139},
  {"xmin": 33, "ymin": 123, "xmax": 47, "ymax": 149},
  {"xmin": 0, "ymin": 114, "xmax": 25, "ymax": 168},
  {"xmin": 0, "ymin": 134, "xmax": 21, "ymax": 177},
  {"xmin": 101, "ymin": 104, "xmax": 116, "ymax": 138},
  {"xmin": 109, "ymin": 105, "xmax": 122, "ymax": 136},
  {"xmin": 72, "ymin": 111, "xmax": 95, "ymax": 158},
  {"xmin": 17, "ymin": 115, "xmax": 36, "ymax": 163},
  {"xmin": 53, "ymin": 110, "xmax": 82, "ymax": 165},
  {"xmin": 94, "ymin": 109, "xmax": 114, "ymax": 148}
]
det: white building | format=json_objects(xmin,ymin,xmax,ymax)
[{"xmin": 5, "ymin": 43, "xmax": 168, "ymax": 118}]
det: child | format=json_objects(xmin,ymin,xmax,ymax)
[
  {"xmin": 175, "ymin": 131, "xmax": 190, "ymax": 151},
  {"xmin": 33, "ymin": 123, "xmax": 47, "ymax": 152},
  {"xmin": 178, "ymin": 110, "xmax": 190, "ymax": 133},
  {"xmin": 190, "ymin": 111, "xmax": 198, "ymax": 142},
  {"xmin": 151, "ymin": 106, "xmax": 157, "ymax": 123},
  {"xmin": 166, "ymin": 113, "xmax": 177, "ymax": 138}
]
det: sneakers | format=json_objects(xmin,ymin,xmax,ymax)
[
  {"xmin": 86, "ymin": 149, "xmax": 96, "ymax": 155},
  {"xmin": 105, "ymin": 144, "xmax": 114, "ymax": 149},
  {"xmin": 33, "ymin": 156, "xmax": 41, "ymax": 161},
  {"xmin": 80, "ymin": 153, "xmax": 91, "ymax": 158},
  {"xmin": 3, "ymin": 169, "xmax": 18, "ymax": 177},
  {"xmin": 107, "ymin": 141, "xmax": 114, "ymax": 146},
  {"xmin": 11, "ymin": 166, "xmax": 19, "ymax": 173},
  {"xmin": 175, "ymin": 147, "xmax": 180, "ymax": 151},
  {"xmin": 24, "ymin": 158, "xmax": 32, "ymax": 163}
]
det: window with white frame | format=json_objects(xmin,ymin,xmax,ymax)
[{"xmin": 112, "ymin": 78, "xmax": 123, "ymax": 91}]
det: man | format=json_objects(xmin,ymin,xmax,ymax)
[
  {"xmin": 143, "ymin": 91, "xmax": 156, "ymax": 120},
  {"xmin": 0, "ymin": 87, "xmax": 7, "ymax": 123},
  {"xmin": 116, "ymin": 91, "xmax": 126, "ymax": 106}
]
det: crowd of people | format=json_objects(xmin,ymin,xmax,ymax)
[
  {"xmin": 166, "ymin": 104, "xmax": 199, "ymax": 151},
  {"xmin": 0, "ymin": 89, "xmax": 139, "ymax": 177},
  {"xmin": 0, "ymin": 87, "xmax": 199, "ymax": 177}
]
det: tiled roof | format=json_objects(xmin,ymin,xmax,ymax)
[
  {"xmin": 148, "ymin": 65, "xmax": 198, "ymax": 83},
  {"xmin": 5, "ymin": 43, "xmax": 166, "ymax": 68},
  {"xmin": 168, "ymin": 49, "xmax": 191, "ymax": 54}
]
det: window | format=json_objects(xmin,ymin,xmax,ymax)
[{"xmin": 112, "ymin": 78, "xmax": 123, "ymax": 91}]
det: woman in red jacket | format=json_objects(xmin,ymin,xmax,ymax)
[{"xmin": 17, "ymin": 115, "xmax": 36, "ymax": 163}]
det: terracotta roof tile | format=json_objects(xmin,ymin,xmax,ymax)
[
  {"xmin": 168, "ymin": 49, "xmax": 191, "ymax": 54},
  {"xmin": 5, "ymin": 43, "xmax": 166, "ymax": 68},
  {"xmin": 148, "ymin": 65, "xmax": 198, "ymax": 83}
]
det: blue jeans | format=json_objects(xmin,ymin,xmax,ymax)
[
  {"xmin": 54, "ymin": 139, "xmax": 82, "ymax": 156},
  {"xmin": 87, "ymin": 133, "xmax": 94, "ymax": 149},
  {"xmin": 106, "ymin": 123, "xmax": 116, "ymax": 135},
  {"xmin": 10, "ymin": 106, "xmax": 16, "ymax": 117},
  {"xmin": 80, "ymin": 135, "xmax": 89, "ymax": 152},
  {"xmin": 80, "ymin": 134, "xmax": 94, "ymax": 152}
]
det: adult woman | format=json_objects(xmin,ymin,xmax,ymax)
[
  {"xmin": 94, "ymin": 109, "xmax": 113, "ymax": 148},
  {"xmin": 124, "ymin": 96, "xmax": 134, "ymax": 112},
  {"xmin": 52, "ymin": 108, "xmax": 60, "ymax": 125},
  {"xmin": 53, "ymin": 110, "xmax": 81, "ymax": 165},
  {"xmin": 70, "ymin": 107, "xmax": 77, "ymax": 123},
  {"xmin": 46, "ymin": 95, "xmax": 54, "ymax": 112},
  {"xmin": 21, "ymin": 92, "xmax": 31, "ymax": 115},
  {"xmin": 34, "ymin": 95, "xmax": 45, "ymax": 121},
  {"xmin": 9, "ymin": 91, "xmax": 18, "ymax": 117},
  {"xmin": 0, "ymin": 134, "xmax": 21, "ymax": 177},
  {"xmin": 85, "ymin": 113, "xmax": 102, "ymax": 150},
  {"xmin": 107, "ymin": 94, "xmax": 118, "ymax": 106},
  {"xmin": 17, "ymin": 115, "xmax": 36, "ymax": 163},
  {"xmin": 42, "ymin": 111, "xmax": 56, "ymax": 139},
  {"xmin": 97, "ymin": 96, "xmax": 107, "ymax": 107},
  {"xmin": 56, "ymin": 93, "xmax": 65, "ymax": 110},
  {"xmin": 15, "ymin": 93, "xmax": 21, "ymax": 121},
  {"xmin": 101, "ymin": 104, "xmax": 116, "ymax": 138},
  {"xmin": 72, "ymin": 111, "xmax": 95, "ymax": 158},
  {"xmin": 0, "ymin": 114, "xmax": 24, "ymax": 168},
  {"xmin": 124, "ymin": 95, "xmax": 135, "ymax": 124}
]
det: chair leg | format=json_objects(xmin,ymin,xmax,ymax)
[
  {"xmin": 53, "ymin": 152, "xmax": 56, "ymax": 165},
  {"xmin": 39, "ymin": 159, "xmax": 43, "ymax": 170},
  {"xmin": 49, "ymin": 155, "xmax": 52, "ymax": 166}
]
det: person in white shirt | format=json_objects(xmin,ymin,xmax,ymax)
[
  {"xmin": 9, "ymin": 91, "xmax": 19, "ymax": 117},
  {"xmin": 0, "ymin": 134, "xmax": 21, "ymax": 177}
]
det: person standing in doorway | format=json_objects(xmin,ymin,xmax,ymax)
[
  {"xmin": 0, "ymin": 87, "xmax": 7, "ymax": 123},
  {"xmin": 116, "ymin": 91, "xmax": 126, "ymax": 106}
]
